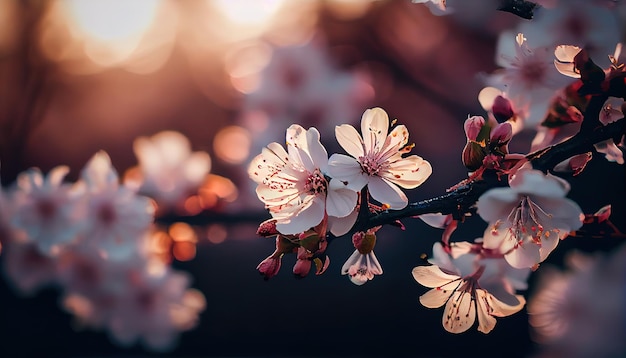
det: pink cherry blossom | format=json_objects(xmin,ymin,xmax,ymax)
[
  {"xmin": 2, "ymin": 241, "xmax": 59, "ymax": 295},
  {"xmin": 341, "ymin": 230, "xmax": 383, "ymax": 285},
  {"xmin": 249, "ymin": 125, "xmax": 358, "ymax": 235},
  {"xmin": 412, "ymin": 242, "xmax": 529, "ymax": 333},
  {"xmin": 328, "ymin": 107, "xmax": 432, "ymax": 209},
  {"xmin": 477, "ymin": 169, "xmax": 583, "ymax": 269}
]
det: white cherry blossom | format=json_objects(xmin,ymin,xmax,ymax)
[
  {"xmin": 341, "ymin": 249, "xmax": 383, "ymax": 286},
  {"xmin": 328, "ymin": 107, "xmax": 432, "ymax": 209},
  {"xmin": 249, "ymin": 125, "xmax": 357, "ymax": 235},
  {"xmin": 477, "ymin": 169, "xmax": 583, "ymax": 269},
  {"xmin": 412, "ymin": 242, "xmax": 529, "ymax": 333},
  {"xmin": 9, "ymin": 166, "xmax": 82, "ymax": 254},
  {"xmin": 77, "ymin": 151, "xmax": 155, "ymax": 260}
]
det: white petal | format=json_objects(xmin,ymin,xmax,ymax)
[
  {"xmin": 476, "ymin": 189, "xmax": 520, "ymax": 223},
  {"xmin": 533, "ymin": 197, "xmax": 583, "ymax": 232},
  {"xmin": 335, "ymin": 124, "xmax": 364, "ymax": 159},
  {"xmin": 328, "ymin": 208, "xmax": 358, "ymax": 236},
  {"xmin": 418, "ymin": 213, "xmax": 450, "ymax": 229},
  {"xmin": 505, "ymin": 241, "xmax": 541, "ymax": 269},
  {"xmin": 326, "ymin": 180, "xmax": 358, "ymax": 218},
  {"xmin": 553, "ymin": 60, "xmax": 581, "ymax": 78},
  {"xmin": 255, "ymin": 185, "xmax": 299, "ymax": 205},
  {"xmin": 442, "ymin": 289, "xmax": 476, "ymax": 334},
  {"xmin": 361, "ymin": 107, "xmax": 389, "ymax": 154},
  {"xmin": 411, "ymin": 265, "xmax": 460, "ymax": 288},
  {"xmin": 327, "ymin": 154, "xmax": 368, "ymax": 191},
  {"xmin": 367, "ymin": 176, "xmax": 407, "ymax": 209},
  {"xmin": 489, "ymin": 294, "xmax": 525, "ymax": 317},
  {"xmin": 341, "ymin": 250, "xmax": 362, "ymax": 274},
  {"xmin": 475, "ymin": 289, "xmax": 497, "ymax": 334},
  {"xmin": 594, "ymin": 140, "xmax": 624, "ymax": 164},
  {"xmin": 275, "ymin": 197, "xmax": 325, "ymax": 235},
  {"xmin": 510, "ymin": 169, "xmax": 570, "ymax": 197},
  {"xmin": 383, "ymin": 155, "xmax": 432, "ymax": 189},
  {"xmin": 306, "ymin": 127, "xmax": 329, "ymax": 172},
  {"xmin": 419, "ymin": 282, "xmax": 458, "ymax": 309},
  {"xmin": 48, "ymin": 166, "xmax": 70, "ymax": 187}
]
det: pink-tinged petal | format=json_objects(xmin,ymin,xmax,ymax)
[
  {"xmin": 288, "ymin": 144, "xmax": 314, "ymax": 172},
  {"xmin": 419, "ymin": 281, "xmax": 459, "ymax": 308},
  {"xmin": 383, "ymin": 125, "xmax": 409, "ymax": 152},
  {"xmin": 255, "ymin": 185, "xmax": 299, "ymax": 205},
  {"xmin": 306, "ymin": 128, "xmax": 329, "ymax": 172},
  {"xmin": 489, "ymin": 294, "xmax": 525, "ymax": 317},
  {"xmin": 367, "ymin": 251, "xmax": 383, "ymax": 275},
  {"xmin": 327, "ymin": 154, "xmax": 368, "ymax": 191},
  {"xmin": 361, "ymin": 107, "xmax": 389, "ymax": 154},
  {"xmin": 476, "ymin": 189, "xmax": 520, "ymax": 223},
  {"xmin": 449, "ymin": 242, "xmax": 474, "ymax": 259},
  {"xmin": 554, "ymin": 45, "xmax": 581, "ymax": 63},
  {"xmin": 326, "ymin": 180, "xmax": 358, "ymax": 218},
  {"xmin": 418, "ymin": 213, "xmax": 451, "ymax": 229},
  {"xmin": 553, "ymin": 60, "xmax": 581, "ymax": 78},
  {"xmin": 478, "ymin": 88, "xmax": 502, "ymax": 111},
  {"xmin": 341, "ymin": 250, "xmax": 362, "ymax": 274},
  {"xmin": 328, "ymin": 208, "xmax": 358, "ymax": 236},
  {"xmin": 367, "ymin": 176, "xmax": 407, "ymax": 209},
  {"xmin": 475, "ymin": 289, "xmax": 497, "ymax": 334},
  {"xmin": 335, "ymin": 124, "xmax": 364, "ymax": 158},
  {"xmin": 429, "ymin": 242, "xmax": 459, "ymax": 275},
  {"xmin": 509, "ymin": 169, "xmax": 569, "ymax": 197},
  {"xmin": 48, "ymin": 166, "xmax": 70, "ymax": 187},
  {"xmin": 383, "ymin": 155, "xmax": 432, "ymax": 189},
  {"xmin": 538, "ymin": 231, "xmax": 560, "ymax": 262},
  {"xmin": 275, "ymin": 196, "xmax": 325, "ymax": 234},
  {"xmin": 286, "ymin": 124, "xmax": 309, "ymax": 151},
  {"xmin": 82, "ymin": 151, "xmax": 119, "ymax": 190},
  {"xmin": 482, "ymin": 222, "xmax": 515, "ymax": 252},
  {"xmin": 505, "ymin": 241, "xmax": 541, "ymax": 269},
  {"xmin": 248, "ymin": 143, "xmax": 289, "ymax": 183},
  {"xmin": 594, "ymin": 140, "xmax": 624, "ymax": 164},
  {"xmin": 464, "ymin": 115, "xmax": 486, "ymax": 140},
  {"xmin": 533, "ymin": 197, "xmax": 583, "ymax": 232},
  {"xmin": 411, "ymin": 265, "xmax": 460, "ymax": 288},
  {"xmin": 442, "ymin": 289, "xmax": 476, "ymax": 334}
]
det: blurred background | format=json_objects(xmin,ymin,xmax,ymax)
[{"xmin": 0, "ymin": 0, "xmax": 625, "ymax": 357}]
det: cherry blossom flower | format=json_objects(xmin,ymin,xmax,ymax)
[
  {"xmin": 77, "ymin": 151, "xmax": 155, "ymax": 259},
  {"xmin": 528, "ymin": 245, "xmax": 626, "ymax": 358},
  {"xmin": 132, "ymin": 131, "xmax": 211, "ymax": 210},
  {"xmin": 554, "ymin": 45, "xmax": 583, "ymax": 78},
  {"xmin": 594, "ymin": 96, "xmax": 625, "ymax": 164},
  {"xmin": 9, "ymin": 166, "xmax": 82, "ymax": 254},
  {"xmin": 486, "ymin": 32, "xmax": 572, "ymax": 128},
  {"xmin": 328, "ymin": 107, "xmax": 432, "ymax": 209},
  {"xmin": 412, "ymin": 242, "xmax": 529, "ymax": 333},
  {"xmin": 341, "ymin": 230, "xmax": 383, "ymax": 285},
  {"xmin": 477, "ymin": 169, "xmax": 584, "ymax": 269},
  {"xmin": 249, "ymin": 125, "xmax": 357, "ymax": 235}
]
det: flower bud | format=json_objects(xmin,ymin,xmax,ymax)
[
  {"xmin": 490, "ymin": 122, "xmax": 513, "ymax": 154},
  {"xmin": 352, "ymin": 231, "xmax": 376, "ymax": 254},
  {"xmin": 257, "ymin": 220, "xmax": 278, "ymax": 237},
  {"xmin": 257, "ymin": 255, "xmax": 282, "ymax": 279},
  {"xmin": 464, "ymin": 116, "xmax": 485, "ymax": 141},
  {"xmin": 462, "ymin": 141, "xmax": 486, "ymax": 171},
  {"xmin": 492, "ymin": 96, "xmax": 515, "ymax": 122}
]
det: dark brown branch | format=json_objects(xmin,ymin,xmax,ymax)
[{"xmin": 497, "ymin": 0, "xmax": 539, "ymax": 19}]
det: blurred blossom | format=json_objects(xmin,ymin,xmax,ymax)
[
  {"xmin": 242, "ymin": 40, "xmax": 373, "ymax": 159},
  {"xmin": 9, "ymin": 165, "xmax": 82, "ymax": 254},
  {"xmin": 486, "ymin": 32, "xmax": 572, "ymax": 129},
  {"xmin": 212, "ymin": 0, "xmax": 286, "ymax": 26},
  {"xmin": 132, "ymin": 131, "xmax": 211, "ymax": 212},
  {"xmin": 516, "ymin": 0, "xmax": 621, "ymax": 69},
  {"xmin": 213, "ymin": 126, "xmax": 251, "ymax": 164},
  {"xmin": 77, "ymin": 151, "xmax": 154, "ymax": 260},
  {"xmin": 528, "ymin": 244, "xmax": 626, "ymax": 358}
]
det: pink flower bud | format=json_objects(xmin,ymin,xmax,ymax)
[
  {"xmin": 257, "ymin": 220, "xmax": 278, "ymax": 237},
  {"xmin": 492, "ymin": 96, "xmax": 514, "ymax": 122},
  {"xmin": 352, "ymin": 231, "xmax": 376, "ymax": 254},
  {"xmin": 256, "ymin": 255, "xmax": 282, "ymax": 279},
  {"xmin": 490, "ymin": 122, "xmax": 513, "ymax": 145},
  {"xmin": 462, "ymin": 141, "xmax": 486, "ymax": 171},
  {"xmin": 293, "ymin": 258, "xmax": 312, "ymax": 277},
  {"xmin": 464, "ymin": 116, "xmax": 485, "ymax": 141}
]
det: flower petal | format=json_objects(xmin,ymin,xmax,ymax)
[
  {"xmin": 361, "ymin": 108, "xmax": 389, "ymax": 154},
  {"xmin": 476, "ymin": 189, "xmax": 520, "ymax": 223},
  {"xmin": 341, "ymin": 250, "xmax": 362, "ymax": 274},
  {"xmin": 419, "ymin": 281, "xmax": 458, "ymax": 309},
  {"xmin": 478, "ymin": 87, "xmax": 502, "ymax": 111},
  {"xmin": 475, "ymin": 289, "xmax": 497, "ymax": 334},
  {"xmin": 382, "ymin": 155, "xmax": 432, "ymax": 189},
  {"xmin": 367, "ymin": 176, "xmax": 407, "ymax": 209},
  {"xmin": 412, "ymin": 265, "xmax": 460, "ymax": 288},
  {"xmin": 275, "ymin": 196, "xmax": 325, "ymax": 234},
  {"xmin": 335, "ymin": 124, "xmax": 364, "ymax": 158},
  {"xmin": 505, "ymin": 240, "xmax": 541, "ymax": 269},
  {"xmin": 326, "ymin": 180, "xmax": 358, "ymax": 218},
  {"xmin": 328, "ymin": 208, "xmax": 358, "ymax": 236},
  {"xmin": 327, "ymin": 154, "xmax": 368, "ymax": 191},
  {"xmin": 442, "ymin": 289, "xmax": 476, "ymax": 334}
]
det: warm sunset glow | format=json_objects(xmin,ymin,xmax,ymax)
[
  {"xmin": 212, "ymin": 0, "xmax": 286, "ymax": 26},
  {"xmin": 64, "ymin": 0, "xmax": 159, "ymax": 42},
  {"xmin": 213, "ymin": 126, "xmax": 252, "ymax": 164}
]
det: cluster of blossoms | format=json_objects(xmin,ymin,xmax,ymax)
[
  {"xmin": 0, "ymin": 149, "xmax": 206, "ymax": 351},
  {"xmin": 249, "ymin": 0, "xmax": 626, "ymax": 338},
  {"xmin": 249, "ymin": 107, "xmax": 432, "ymax": 283}
]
